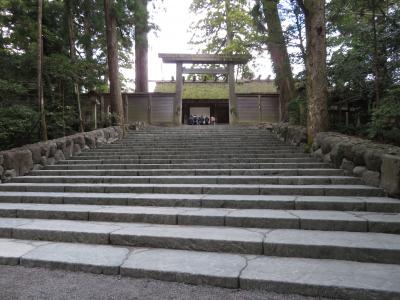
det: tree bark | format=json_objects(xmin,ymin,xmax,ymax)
[
  {"xmin": 37, "ymin": 0, "xmax": 47, "ymax": 141},
  {"xmin": 298, "ymin": 0, "xmax": 329, "ymax": 143},
  {"xmin": 291, "ymin": 0, "xmax": 306, "ymax": 65},
  {"xmin": 225, "ymin": 0, "xmax": 238, "ymax": 124},
  {"xmin": 262, "ymin": 0, "xmax": 296, "ymax": 122},
  {"xmin": 104, "ymin": 0, "xmax": 124, "ymax": 126},
  {"xmin": 134, "ymin": 0, "xmax": 149, "ymax": 92},
  {"xmin": 65, "ymin": 0, "xmax": 84, "ymax": 132},
  {"xmin": 372, "ymin": 0, "xmax": 381, "ymax": 106},
  {"xmin": 83, "ymin": 0, "xmax": 94, "ymax": 62}
]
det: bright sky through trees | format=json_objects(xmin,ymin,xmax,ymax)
[{"xmin": 122, "ymin": 0, "xmax": 275, "ymax": 91}]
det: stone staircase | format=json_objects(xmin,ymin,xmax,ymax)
[{"xmin": 0, "ymin": 125, "xmax": 399, "ymax": 299}]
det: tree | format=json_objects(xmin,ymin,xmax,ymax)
[
  {"xmin": 298, "ymin": 0, "xmax": 329, "ymax": 143},
  {"xmin": 189, "ymin": 0, "xmax": 261, "ymax": 59},
  {"xmin": 37, "ymin": 0, "xmax": 47, "ymax": 141},
  {"xmin": 260, "ymin": 0, "xmax": 296, "ymax": 122},
  {"xmin": 134, "ymin": 0, "xmax": 149, "ymax": 92},
  {"xmin": 104, "ymin": 0, "xmax": 124, "ymax": 126},
  {"xmin": 65, "ymin": 0, "xmax": 84, "ymax": 133}
]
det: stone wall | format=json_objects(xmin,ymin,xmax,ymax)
[
  {"xmin": 271, "ymin": 122, "xmax": 400, "ymax": 197},
  {"xmin": 271, "ymin": 123, "xmax": 308, "ymax": 149},
  {"xmin": 0, "ymin": 126, "xmax": 123, "ymax": 183}
]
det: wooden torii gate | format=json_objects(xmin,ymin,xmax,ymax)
[{"xmin": 158, "ymin": 53, "xmax": 250, "ymax": 125}]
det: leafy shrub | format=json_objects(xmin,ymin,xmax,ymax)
[
  {"xmin": 288, "ymin": 95, "xmax": 307, "ymax": 126},
  {"xmin": 0, "ymin": 105, "xmax": 40, "ymax": 150},
  {"xmin": 368, "ymin": 89, "xmax": 400, "ymax": 144},
  {"xmin": 46, "ymin": 105, "xmax": 79, "ymax": 140}
]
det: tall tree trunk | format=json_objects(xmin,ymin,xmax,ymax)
[
  {"xmin": 262, "ymin": 0, "xmax": 296, "ymax": 122},
  {"xmin": 83, "ymin": 0, "xmax": 94, "ymax": 62},
  {"xmin": 291, "ymin": 0, "xmax": 306, "ymax": 65},
  {"xmin": 104, "ymin": 0, "xmax": 124, "ymax": 126},
  {"xmin": 37, "ymin": 0, "xmax": 47, "ymax": 141},
  {"xmin": 225, "ymin": 0, "xmax": 238, "ymax": 124},
  {"xmin": 298, "ymin": 0, "xmax": 329, "ymax": 143},
  {"xmin": 134, "ymin": 0, "xmax": 149, "ymax": 92},
  {"xmin": 65, "ymin": 0, "xmax": 84, "ymax": 132},
  {"xmin": 372, "ymin": 0, "xmax": 381, "ymax": 106}
]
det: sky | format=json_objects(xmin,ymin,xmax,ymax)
[{"xmin": 122, "ymin": 0, "xmax": 275, "ymax": 92}]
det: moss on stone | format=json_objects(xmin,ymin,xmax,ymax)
[{"xmin": 155, "ymin": 80, "xmax": 277, "ymax": 100}]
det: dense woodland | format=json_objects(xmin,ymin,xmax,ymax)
[{"xmin": 0, "ymin": 0, "xmax": 399, "ymax": 150}]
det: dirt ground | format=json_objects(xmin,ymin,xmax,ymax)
[{"xmin": 0, "ymin": 265, "xmax": 333, "ymax": 300}]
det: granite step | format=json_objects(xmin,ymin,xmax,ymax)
[
  {"xmin": 0, "ymin": 204, "xmax": 398, "ymax": 234},
  {"xmin": 0, "ymin": 192, "xmax": 398, "ymax": 212},
  {"xmin": 111, "ymin": 143, "xmax": 288, "ymax": 147},
  {"xmin": 12, "ymin": 175, "xmax": 363, "ymax": 185},
  {"xmin": 74, "ymin": 153, "xmax": 310, "ymax": 159},
  {"xmin": 0, "ymin": 217, "xmax": 399, "ymax": 261},
  {"xmin": 0, "ymin": 183, "xmax": 384, "ymax": 197},
  {"xmin": 86, "ymin": 149, "xmax": 301, "ymax": 154},
  {"xmin": 1, "ymin": 125, "xmax": 398, "ymax": 298},
  {"xmin": 58, "ymin": 158, "xmax": 318, "ymax": 165},
  {"xmin": 43, "ymin": 162, "xmax": 331, "ymax": 170},
  {"xmin": 98, "ymin": 144, "xmax": 294, "ymax": 149},
  {"xmin": 30, "ymin": 168, "xmax": 346, "ymax": 177}
]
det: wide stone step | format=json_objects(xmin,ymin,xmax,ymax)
[
  {"xmin": 12, "ymin": 175, "xmax": 362, "ymax": 185},
  {"xmin": 30, "ymin": 168, "xmax": 345, "ymax": 177},
  {"xmin": 74, "ymin": 153, "xmax": 309, "ymax": 159},
  {"xmin": 87, "ymin": 149, "xmax": 301, "ymax": 154},
  {"xmin": 0, "ymin": 217, "xmax": 399, "ymax": 259},
  {"xmin": 0, "ymin": 182, "xmax": 384, "ymax": 196},
  {"xmin": 43, "ymin": 162, "xmax": 330, "ymax": 170},
  {"xmin": 0, "ymin": 183, "xmax": 384, "ymax": 197},
  {"xmin": 120, "ymin": 139, "xmax": 279, "ymax": 142},
  {"xmin": 111, "ymin": 142, "xmax": 286, "ymax": 146},
  {"xmin": 0, "ymin": 204, "xmax": 398, "ymax": 234},
  {"xmin": 98, "ymin": 145, "xmax": 295, "ymax": 150},
  {"xmin": 0, "ymin": 192, "xmax": 398, "ymax": 212},
  {"xmin": 2, "ymin": 238, "xmax": 399, "ymax": 298},
  {"xmin": 59, "ymin": 158, "xmax": 317, "ymax": 165}
]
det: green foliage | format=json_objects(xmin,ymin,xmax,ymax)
[
  {"xmin": 189, "ymin": 0, "xmax": 263, "ymax": 77},
  {"xmin": 0, "ymin": 0, "xmax": 162, "ymax": 149},
  {"xmin": 288, "ymin": 94, "xmax": 307, "ymax": 126},
  {"xmin": 0, "ymin": 105, "xmax": 40, "ymax": 150},
  {"xmin": 368, "ymin": 89, "xmax": 400, "ymax": 143},
  {"xmin": 45, "ymin": 105, "xmax": 79, "ymax": 139}
]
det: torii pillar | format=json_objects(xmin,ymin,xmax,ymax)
[
  {"xmin": 227, "ymin": 63, "xmax": 238, "ymax": 124},
  {"xmin": 174, "ymin": 62, "xmax": 183, "ymax": 125}
]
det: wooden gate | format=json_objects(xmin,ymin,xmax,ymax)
[
  {"xmin": 237, "ymin": 94, "xmax": 279, "ymax": 123},
  {"xmin": 127, "ymin": 93, "xmax": 175, "ymax": 124}
]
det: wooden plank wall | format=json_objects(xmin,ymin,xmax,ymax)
[
  {"xmin": 150, "ymin": 94, "xmax": 174, "ymax": 124},
  {"xmin": 126, "ymin": 93, "xmax": 175, "ymax": 124},
  {"xmin": 237, "ymin": 94, "xmax": 279, "ymax": 123}
]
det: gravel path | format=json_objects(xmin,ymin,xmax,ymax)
[{"xmin": 0, "ymin": 265, "xmax": 333, "ymax": 300}]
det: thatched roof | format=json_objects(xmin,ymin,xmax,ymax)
[{"xmin": 154, "ymin": 80, "xmax": 277, "ymax": 100}]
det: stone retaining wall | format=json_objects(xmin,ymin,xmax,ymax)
[
  {"xmin": 271, "ymin": 122, "xmax": 400, "ymax": 197},
  {"xmin": 271, "ymin": 123, "xmax": 308, "ymax": 148},
  {"xmin": 0, "ymin": 126, "xmax": 123, "ymax": 182}
]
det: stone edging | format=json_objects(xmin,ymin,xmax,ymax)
[
  {"xmin": 271, "ymin": 122, "xmax": 400, "ymax": 197},
  {"xmin": 0, "ymin": 126, "xmax": 123, "ymax": 182}
]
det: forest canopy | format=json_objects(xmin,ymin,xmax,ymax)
[{"xmin": 0, "ymin": 0, "xmax": 399, "ymax": 149}]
